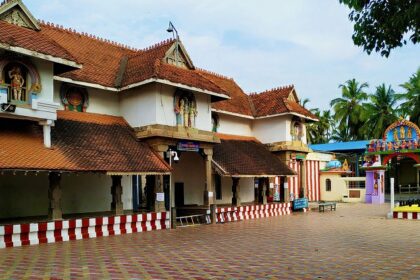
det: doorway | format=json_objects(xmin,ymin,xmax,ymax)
[{"xmin": 175, "ymin": 182, "xmax": 184, "ymax": 207}]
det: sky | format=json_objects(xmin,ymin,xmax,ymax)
[{"xmin": 25, "ymin": 0, "xmax": 419, "ymax": 111}]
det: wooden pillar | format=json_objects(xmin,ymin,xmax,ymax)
[
  {"xmin": 232, "ymin": 177, "xmax": 241, "ymax": 206},
  {"xmin": 111, "ymin": 175, "xmax": 123, "ymax": 215},
  {"xmin": 300, "ymin": 160, "xmax": 306, "ymax": 198},
  {"xmin": 203, "ymin": 148, "xmax": 214, "ymax": 206},
  {"xmin": 48, "ymin": 172, "xmax": 62, "ymax": 220}
]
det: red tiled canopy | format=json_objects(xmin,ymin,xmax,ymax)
[
  {"xmin": 213, "ymin": 134, "xmax": 296, "ymax": 177},
  {"xmin": 0, "ymin": 111, "xmax": 171, "ymax": 174}
]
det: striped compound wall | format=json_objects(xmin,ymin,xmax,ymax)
[
  {"xmin": 216, "ymin": 203, "xmax": 291, "ymax": 223},
  {"xmin": 393, "ymin": 212, "xmax": 419, "ymax": 220},
  {"xmin": 288, "ymin": 160, "xmax": 320, "ymax": 201},
  {"xmin": 0, "ymin": 212, "xmax": 169, "ymax": 249}
]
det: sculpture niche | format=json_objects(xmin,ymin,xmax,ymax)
[{"xmin": 174, "ymin": 92, "xmax": 198, "ymax": 128}]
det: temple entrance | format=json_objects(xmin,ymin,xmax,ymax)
[{"xmin": 174, "ymin": 182, "xmax": 185, "ymax": 207}]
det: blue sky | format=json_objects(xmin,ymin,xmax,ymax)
[{"xmin": 25, "ymin": 0, "xmax": 419, "ymax": 110}]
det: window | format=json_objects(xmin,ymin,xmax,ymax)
[
  {"xmin": 326, "ymin": 179, "xmax": 332, "ymax": 192},
  {"xmin": 215, "ymin": 174, "xmax": 222, "ymax": 200}
]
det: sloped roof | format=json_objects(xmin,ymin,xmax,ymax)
[
  {"xmin": 213, "ymin": 133, "xmax": 296, "ymax": 177},
  {"xmin": 199, "ymin": 70, "xmax": 254, "ymax": 116},
  {"xmin": 0, "ymin": 111, "xmax": 171, "ymax": 173},
  {"xmin": 0, "ymin": 20, "xmax": 77, "ymax": 64}
]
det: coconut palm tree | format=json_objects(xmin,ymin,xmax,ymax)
[
  {"xmin": 331, "ymin": 126, "xmax": 352, "ymax": 142},
  {"xmin": 398, "ymin": 68, "xmax": 420, "ymax": 125},
  {"xmin": 361, "ymin": 84, "xmax": 398, "ymax": 139},
  {"xmin": 330, "ymin": 79, "xmax": 368, "ymax": 140},
  {"xmin": 306, "ymin": 109, "xmax": 334, "ymax": 144}
]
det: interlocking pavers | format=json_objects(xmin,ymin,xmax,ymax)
[{"xmin": 0, "ymin": 203, "xmax": 418, "ymax": 279}]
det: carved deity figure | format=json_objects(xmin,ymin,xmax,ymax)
[
  {"xmin": 183, "ymin": 98, "xmax": 189, "ymax": 127},
  {"xmin": 407, "ymin": 128, "xmax": 412, "ymax": 139},
  {"xmin": 189, "ymin": 100, "xmax": 197, "ymax": 127},
  {"xmin": 8, "ymin": 66, "xmax": 25, "ymax": 101},
  {"xmin": 393, "ymin": 129, "xmax": 399, "ymax": 142},
  {"xmin": 178, "ymin": 98, "xmax": 185, "ymax": 126},
  {"xmin": 400, "ymin": 126, "xmax": 405, "ymax": 139}
]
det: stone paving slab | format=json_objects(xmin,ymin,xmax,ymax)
[{"xmin": 0, "ymin": 203, "xmax": 418, "ymax": 279}]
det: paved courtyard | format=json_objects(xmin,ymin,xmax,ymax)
[{"xmin": 0, "ymin": 203, "xmax": 418, "ymax": 279}]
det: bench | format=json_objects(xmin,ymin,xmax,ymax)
[{"xmin": 318, "ymin": 202, "xmax": 336, "ymax": 212}]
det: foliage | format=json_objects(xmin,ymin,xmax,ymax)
[
  {"xmin": 397, "ymin": 68, "xmax": 420, "ymax": 125},
  {"xmin": 340, "ymin": 0, "xmax": 420, "ymax": 57},
  {"xmin": 361, "ymin": 84, "xmax": 398, "ymax": 139},
  {"xmin": 330, "ymin": 79, "xmax": 368, "ymax": 141}
]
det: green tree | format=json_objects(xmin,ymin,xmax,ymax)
[
  {"xmin": 306, "ymin": 109, "xmax": 334, "ymax": 144},
  {"xmin": 340, "ymin": 0, "xmax": 420, "ymax": 57},
  {"xmin": 398, "ymin": 68, "xmax": 420, "ymax": 125},
  {"xmin": 361, "ymin": 84, "xmax": 398, "ymax": 139},
  {"xmin": 330, "ymin": 79, "xmax": 368, "ymax": 140},
  {"xmin": 331, "ymin": 126, "xmax": 352, "ymax": 142}
]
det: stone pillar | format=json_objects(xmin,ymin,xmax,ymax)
[
  {"xmin": 203, "ymin": 148, "xmax": 214, "ymax": 206},
  {"xmin": 111, "ymin": 175, "xmax": 123, "ymax": 215},
  {"xmin": 300, "ymin": 160, "xmax": 306, "ymax": 198},
  {"xmin": 48, "ymin": 172, "xmax": 62, "ymax": 220},
  {"xmin": 154, "ymin": 175, "xmax": 166, "ymax": 213},
  {"xmin": 232, "ymin": 177, "xmax": 241, "ymax": 206}
]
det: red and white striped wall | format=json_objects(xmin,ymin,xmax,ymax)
[
  {"xmin": 393, "ymin": 211, "xmax": 419, "ymax": 220},
  {"xmin": 288, "ymin": 160, "xmax": 320, "ymax": 202},
  {"xmin": 288, "ymin": 161, "xmax": 301, "ymax": 200},
  {"xmin": 0, "ymin": 212, "xmax": 169, "ymax": 249},
  {"xmin": 215, "ymin": 203, "xmax": 291, "ymax": 223},
  {"xmin": 306, "ymin": 160, "xmax": 321, "ymax": 202}
]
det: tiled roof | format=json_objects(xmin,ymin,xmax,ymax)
[
  {"xmin": 0, "ymin": 111, "xmax": 171, "ymax": 173},
  {"xmin": 41, "ymin": 23, "xmax": 137, "ymax": 87},
  {"xmin": 199, "ymin": 70, "xmax": 254, "ymax": 116},
  {"xmin": 0, "ymin": 21, "xmax": 77, "ymax": 63},
  {"xmin": 213, "ymin": 134, "xmax": 296, "ymax": 176},
  {"xmin": 250, "ymin": 86, "xmax": 317, "ymax": 119},
  {"xmin": 202, "ymin": 69, "xmax": 316, "ymax": 120}
]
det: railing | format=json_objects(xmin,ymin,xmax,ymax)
[{"xmin": 397, "ymin": 183, "xmax": 420, "ymax": 194}]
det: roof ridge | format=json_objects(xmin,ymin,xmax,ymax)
[
  {"xmin": 249, "ymin": 84, "xmax": 294, "ymax": 96},
  {"xmin": 195, "ymin": 71, "xmax": 228, "ymax": 95},
  {"xmin": 195, "ymin": 67, "xmax": 233, "ymax": 80},
  {"xmin": 139, "ymin": 38, "xmax": 175, "ymax": 52},
  {"xmin": 39, "ymin": 20, "xmax": 140, "ymax": 52}
]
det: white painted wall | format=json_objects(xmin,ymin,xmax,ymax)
[
  {"xmin": 215, "ymin": 176, "xmax": 255, "ymax": 205},
  {"xmin": 121, "ymin": 83, "xmax": 212, "ymax": 130},
  {"xmin": 319, "ymin": 174, "xmax": 366, "ymax": 202},
  {"xmin": 33, "ymin": 59, "xmax": 54, "ymax": 101},
  {"xmin": 217, "ymin": 114, "xmax": 253, "ymax": 136},
  {"xmin": 171, "ymin": 151, "xmax": 205, "ymax": 205},
  {"xmin": 53, "ymin": 81, "xmax": 120, "ymax": 116},
  {"xmin": 252, "ymin": 115, "xmax": 291, "ymax": 144},
  {"xmin": 0, "ymin": 173, "xmax": 132, "ymax": 219}
]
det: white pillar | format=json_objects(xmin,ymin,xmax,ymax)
[
  {"xmin": 388, "ymin": 178, "xmax": 395, "ymax": 219},
  {"xmin": 39, "ymin": 120, "xmax": 53, "ymax": 148}
]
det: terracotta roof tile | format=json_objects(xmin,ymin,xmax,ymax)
[
  {"xmin": 41, "ymin": 23, "xmax": 137, "ymax": 87},
  {"xmin": 213, "ymin": 136, "xmax": 296, "ymax": 176},
  {"xmin": 198, "ymin": 70, "xmax": 253, "ymax": 116},
  {"xmin": 250, "ymin": 86, "xmax": 318, "ymax": 120},
  {"xmin": 0, "ymin": 111, "xmax": 170, "ymax": 173},
  {"xmin": 0, "ymin": 21, "xmax": 77, "ymax": 63}
]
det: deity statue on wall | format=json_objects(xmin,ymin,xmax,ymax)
[
  {"xmin": 174, "ymin": 92, "xmax": 198, "ymax": 128},
  {"xmin": 407, "ymin": 127, "xmax": 412, "ymax": 139},
  {"xmin": 400, "ymin": 126, "xmax": 405, "ymax": 139},
  {"xmin": 60, "ymin": 84, "xmax": 89, "ymax": 112},
  {"xmin": 393, "ymin": 129, "xmax": 399, "ymax": 142},
  {"xmin": 8, "ymin": 66, "xmax": 25, "ymax": 101}
]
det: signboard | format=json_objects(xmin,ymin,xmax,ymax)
[
  {"xmin": 293, "ymin": 198, "xmax": 308, "ymax": 210},
  {"xmin": 156, "ymin": 192, "xmax": 165, "ymax": 202},
  {"xmin": 177, "ymin": 141, "xmax": 200, "ymax": 152},
  {"xmin": 283, "ymin": 182, "xmax": 289, "ymax": 189},
  {"xmin": 269, "ymin": 183, "xmax": 274, "ymax": 189},
  {"xmin": 208, "ymin": 191, "xmax": 214, "ymax": 198},
  {"xmin": 0, "ymin": 87, "xmax": 7, "ymax": 104}
]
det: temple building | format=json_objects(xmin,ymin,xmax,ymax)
[{"xmin": 0, "ymin": 0, "xmax": 324, "ymax": 248}]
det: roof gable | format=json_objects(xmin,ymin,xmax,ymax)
[
  {"xmin": 0, "ymin": 0, "xmax": 40, "ymax": 31},
  {"xmin": 164, "ymin": 40, "xmax": 194, "ymax": 69}
]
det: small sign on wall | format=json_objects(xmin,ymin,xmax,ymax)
[
  {"xmin": 284, "ymin": 182, "xmax": 289, "ymax": 189},
  {"xmin": 269, "ymin": 183, "xmax": 274, "ymax": 189},
  {"xmin": 208, "ymin": 191, "xmax": 214, "ymax": 198},
  {"xmin": 156, "ymin": 192, "xmax": 165, "ymax": 202}
]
